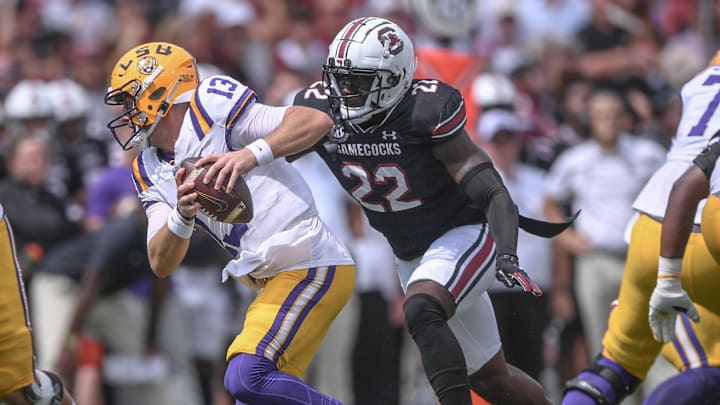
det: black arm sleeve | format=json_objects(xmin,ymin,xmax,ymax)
[
  {"xmin": 459, "ymin": 162, "xmax": 518, "ymax": 258},
  {"xmin": 693, "ymin": 139, "xmax": 720, "ymax": 179}
]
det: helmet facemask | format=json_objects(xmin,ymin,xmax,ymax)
[
  {"xmin": 322, "ymin": 61, "xmax": 402, "ymax": 125},
  {"xmin": 323, "ymin": 18, "xmax": 416, "ymax": 127},
  {"xmin": 105, "ymin": 79, "xmax": 148, "ymax": 150}
]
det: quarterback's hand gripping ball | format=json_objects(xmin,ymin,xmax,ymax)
[
  {"xmin": 181, "ymin": 157, "xmax": 253, "ymax": 223},
  {"xmin": 495, "ymin": 254, "xmax": 543, "ymax": 296}
]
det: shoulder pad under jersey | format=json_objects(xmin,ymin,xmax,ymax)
[
  {"xmin": 408, "ymin": 79, "xmax": 467, "ymax": 142},
  {"xmin": 694, "ymin": 132, "xmax": 720, "ymax": 179},
  {"xmin": 188, "ymin": 75, "xmax": 257, "ymax": 138},
  {"xmin": 293, "ymin": 81, "xmax": 332, "ymax": 114}
]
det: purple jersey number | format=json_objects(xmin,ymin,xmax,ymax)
[
  {"xmin": 207, "ymin": 77, "xmax": 238, "ymax": 99},
  {"xmin": 689, "ymin": 74, "xmax": 720, "ymax": 136}
]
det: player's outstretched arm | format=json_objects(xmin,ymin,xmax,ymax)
[
  {"xmin": 434, "ymin": 130, "xmax": 542, "ymax": 295},
  {"xmin": 649, "ymin": 164, "xmax": 707, "ymax": 342},
  {"xmin": 197, "ymin": 105, "xmax": 333, "ymax": 192}
]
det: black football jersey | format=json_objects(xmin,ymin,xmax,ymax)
[{"xmin": 294, "ymin": 79, "xmax": 486, "ymax": 260}]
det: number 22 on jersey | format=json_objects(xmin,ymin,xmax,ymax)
[{"xmin": 341, "ymin": 162, "xmax": 421, "ymax": 213}]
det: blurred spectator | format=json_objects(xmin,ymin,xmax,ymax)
[
  {"xmin": 170, "ymin": 237, "xmax": 234, "ymax": 405},
  {"xmin": 35, "ymin": 205, "xmax": 201, "ymax": 405},
  {"xmin": 476, "ymin": 0, "xmax": 527, "ymax": 76},
  {"xmin": 46, "ymin": 78, "xmax": 109, "ymax": 214},
  {"xmin": 574, "ymin": 0, "xmax": 658, "ymax": 93},
  {"xmin": 3, "ymin": 79, "xmax": 55, "ymax": 139},
  {"xmin": 555, "ymin": 75, "xmax": 594, "ymax": 147},
  {"xmin": 511, "ymin": 58, "xmax": 564, "ymax": 170},
  {"xmin": 516, "ymin": 0, "xmax": 591, "ymax": 43},
  {"xmin": 0, "ymin": 133, "xmax": 81, "ymax": 275},
  {"xmin": 479, "ymin": 107, "xmax": 553, "ymax": 383},
  {"xmin": 347, "ymin": 200, "xmax": 405, "ymax": 405},
  {"xmin": 411, "ymin": 0, "xmax": 484, "ymax": 142},
  {"xmin": 542, "ymin": 89, "xmax": 665, "ymax": 357},
  {"xmin": 275, "ymin": 3, "xmax": 327, "ymax": 80},
  {"xmin": 83, "ymin": 145, "xmax": 137, "ymax": 231}
]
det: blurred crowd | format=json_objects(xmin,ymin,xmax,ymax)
[{"xmin": 0, "ymin": 0, "xmax": 718, "ymax": 404}]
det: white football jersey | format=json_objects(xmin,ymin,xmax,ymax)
[
  {"xmin": 632, "ymin": 66, "xmax": 720, "ymax": 222},
  {"xmin": 133, "ymin": 75, "xmax": 353, "ymax": 281}
]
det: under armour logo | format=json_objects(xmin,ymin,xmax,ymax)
[{"xmin": 381, "ymin": 130, "xmax": 398, "ymax": 141}]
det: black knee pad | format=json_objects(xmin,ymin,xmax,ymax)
[
  {"xmin": 564, "ymin": 355, "xmax": 641, "ymax": 405},
  {"xmin": 403, "ymin": 294, "xmax": 471, "ymax": 405},
  {"xmin": 403, "ymin": 293, "xmax": 447, "ymax": 335}
]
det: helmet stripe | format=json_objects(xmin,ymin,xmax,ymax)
[{"xmin": 336, "ymin": 17, "xmax": 370, "ymax": 60}]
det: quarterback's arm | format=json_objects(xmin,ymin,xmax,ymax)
[
  {"xmin": 197, "ymin": 104, "xmax": 333, "ymax": 192},
  {"xmin": 147, "ymin": 169, "xmax": 198, "ymax": 277}
]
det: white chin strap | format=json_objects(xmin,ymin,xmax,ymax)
[{"xmin": 129, "ymin": 79, "xmax": 188, "ymax": 151}]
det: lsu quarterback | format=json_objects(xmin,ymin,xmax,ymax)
[
  {"xmin": 104, "ymin": 42, "xmax": 354, "ymax": 405},
  {"xmin": 563, "ymin": 53, "xmax": 720, "ymax": 404}
]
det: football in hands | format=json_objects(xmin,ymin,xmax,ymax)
[{"xmin": 180, "ymin": 157, "xmax": 253, "ymax": 223}]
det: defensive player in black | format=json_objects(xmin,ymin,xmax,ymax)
[
  {"xmin": 291, "ymin": 17, "xmax": 567, "ymax": 405},
  {"xmin": 200, "ymin": 16, "xmax": 572, "ymax": 405}
]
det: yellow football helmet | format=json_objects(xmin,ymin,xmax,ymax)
[
  {"xmin": 711, "ymin": 49, "xmax": 720, "ymax": 66},
  {"xmin": 104, "ymin": 42, "xmax": 198, "ymax": 150}
]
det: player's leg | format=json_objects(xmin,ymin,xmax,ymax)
[
  {"xmin": 398, "ymin": 224, "xmax": 496, "ymax": 405},
  {"xmin": 399, "ymin": 224, "xmax": 550, "ymax": 405},
  {"xmin": 0, "ymin": 215, "xmax": 35, "ymax": 402},
  {"xmin": 448, "ymin": 285, "xmax": 549, "ymax": 404},
  {"xmin": 223, "ymin": 265, "xmax": 354, "ymax": 405},
  {"xmin": 403, "ymin": 279, "xmax": 472, "ymax": 405},
  {"xmin": 701, "ymin": 194, "xmax": 720, "ymax": 263},
  {"xmin": 563, "ymin": 214, "xmax": 663, "ymax": 404},
  {"xmin": 468, "ymin": 348, "xmax": 549, "ymax": 405},
  {"xmin": 642, "ymin": 367, "xmax": 720, "ymax": 405}
]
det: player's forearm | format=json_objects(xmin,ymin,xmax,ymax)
[
  {"xmin": 264, "ymin": 106, "xmax": 333, "ymax": 158},
  {"xmin": 484, "ymin": 187, "xmax": 519, "ymax": 257},
  {"xmin": 147, "ymin": 227, "xmax": 191, "ymax": 277},
  {"xmin": 660, "ymin": 166, "xmax": 709, "ymax": 259},
  {"xmin": 460, "ymin": 163, "xmax": 519, "ymax": 257}
]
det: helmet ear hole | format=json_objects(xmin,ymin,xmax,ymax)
[
  {"xmin": 388, "ymin": 74, "xmax": 400, "ymax": 87},
  {"xmin": 149, "ymin": 87, "xmax": 166, "ymax": 100}
]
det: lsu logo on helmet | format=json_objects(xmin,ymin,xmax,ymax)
[{"xmin": 136, "ymin": 56, "xmax": 159, "ymax": 75}]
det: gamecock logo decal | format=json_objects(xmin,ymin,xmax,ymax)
[{"xmin": 377, "ymin": 27, "xmax": 404, "ymax": 55}]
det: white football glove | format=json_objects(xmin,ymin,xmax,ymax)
[{"xmin": 648, "ymin": 257, "xmax": 700, "ymax": 343}]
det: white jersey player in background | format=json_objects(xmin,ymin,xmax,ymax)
[
  {"xmin": 563, "ymin": 54, "xmax": 720, "ymax": 404},
  {"xmin": 104, "ymin": 42, "xmax": 354, "ymax": 405}
]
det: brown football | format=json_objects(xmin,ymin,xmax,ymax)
[{"xmin": 180, "ymin": 157, "xmax": 253, "ymax": 224}]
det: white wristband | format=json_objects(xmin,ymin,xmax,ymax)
[
  {"xmin": 246, "ymin": 139, "xmax": 274, "ymax": 166},
  {"xmin": 167, "ymin": 208, "xmax": 194, "ymax": 239},
  {"xmin": 658, "ymin": 256, "xmax": 682, "ymax": 277}
]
